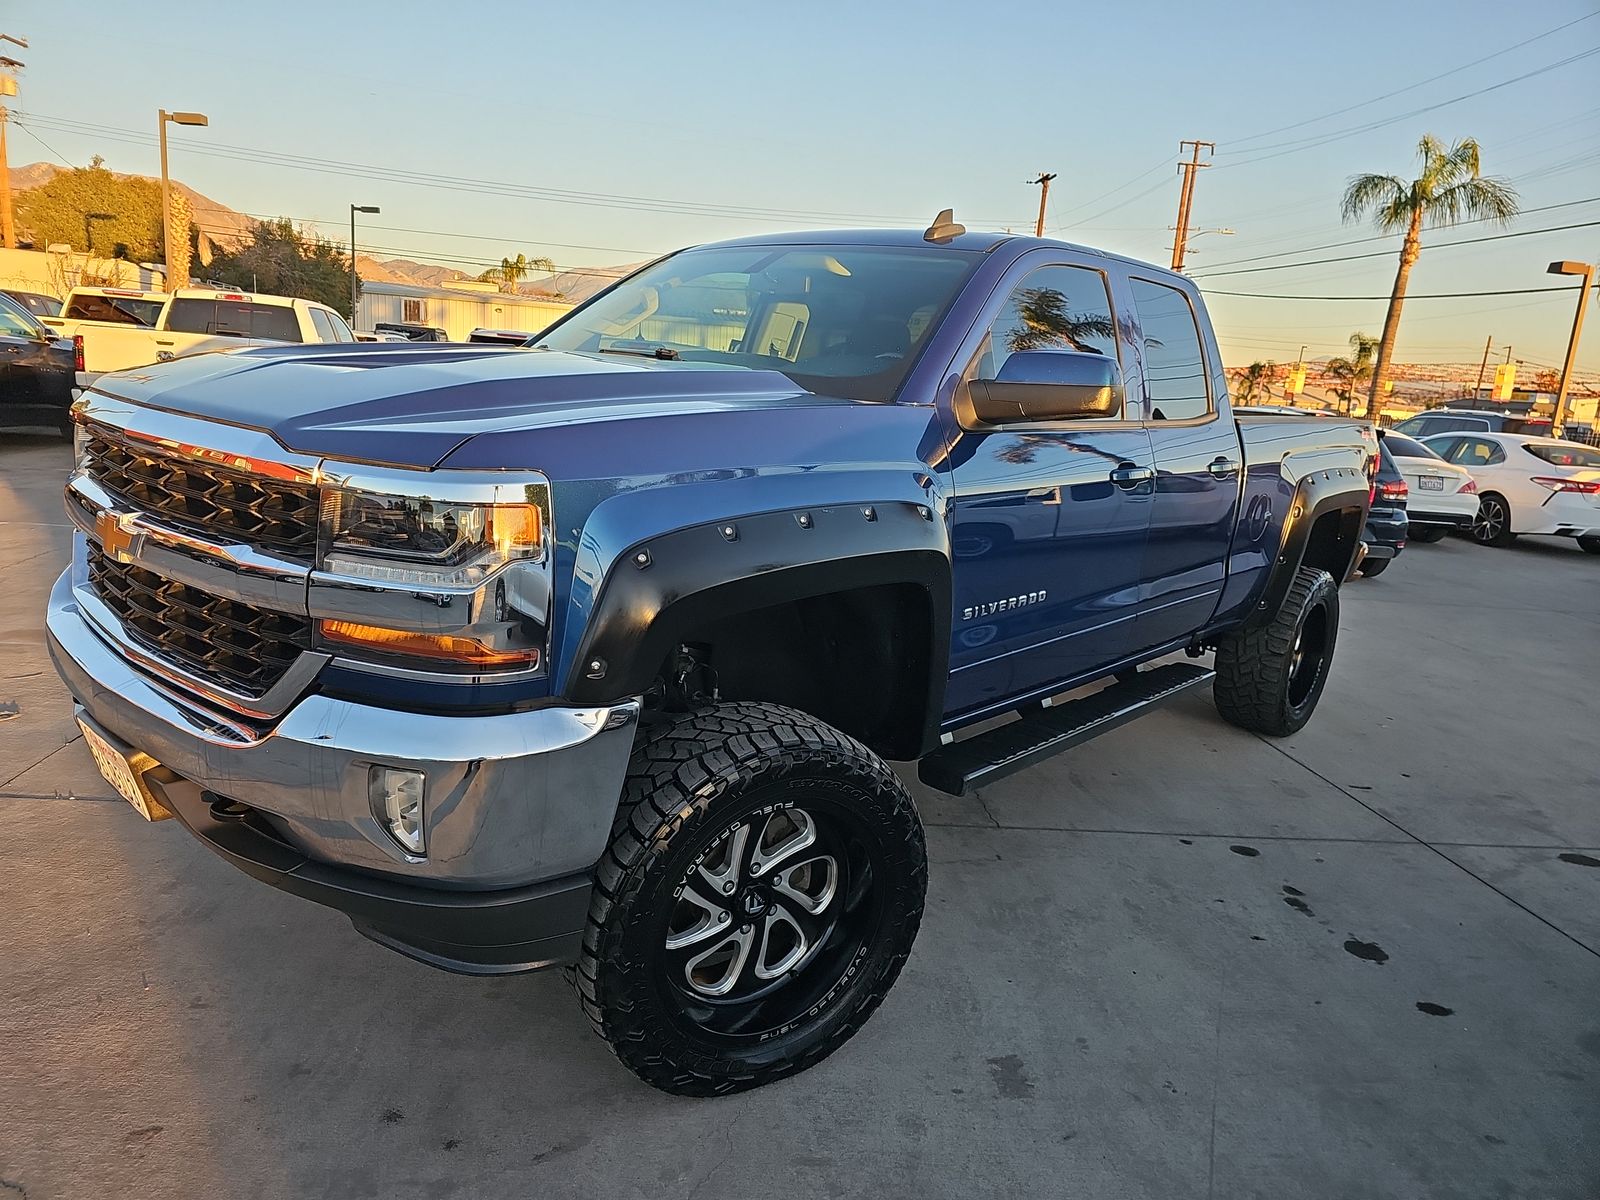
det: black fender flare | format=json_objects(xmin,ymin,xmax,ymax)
[
  {"xmin": 1250, "ymin": 465, "xmax": 1368, "ymax": 626},
  {"xmin": 565, "ymin": 501, "xmax": 952, "ymax": 753}
]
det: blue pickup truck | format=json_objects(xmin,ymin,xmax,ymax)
[{"xmin": 47, "ymin": 216, "xmax": 1375, "ymax": 1095}]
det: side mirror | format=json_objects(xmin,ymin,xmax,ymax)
[{"xmin": 966, "ymin": 350, "xmax": 1124, "ymax": 424}]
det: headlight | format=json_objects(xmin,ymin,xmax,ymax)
[{"xmin": 321, "ymin": 489, "xmax": 543, "ymax": 586}]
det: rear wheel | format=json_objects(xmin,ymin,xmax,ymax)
[
  {"xmin": 1408, "ymin": 527, "xmax": 1447, "ymax": 544},
  {"xmin": 575, "ymin": 701, "xmax": 926, "ymax": 1096},
  {"xmin": 1358, "ymin": 557, "xmax": 1391, "ymax": 578},
  {"xmin": 1213, "ymin": 566, "xmax": 1339, "ymax": 737},
  {"xmin": 1471, "ymin": 494, "xmax": 1517, "ymax": 547},
  {"xmin": 1578, "ymin": 536, "xmax": 1600, "ymax": 555}
]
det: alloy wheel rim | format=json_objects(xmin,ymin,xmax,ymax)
[
  {"xmin": 1473, "ymin": 499, "xmax": 1503, "ymax": 542},
  {"xmin": 660, "ymin": 803, "xmax": 880, "ymax": 1040}
]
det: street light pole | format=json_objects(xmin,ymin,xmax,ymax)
[
  {"xmin": 350, "ymin": 204, "xmax": 380, "ymax": 324},
  {"xmin": 158, "ymin": 109, "xmax": 208, "ymax": 292},
  {"xmin": 1548, "ymin": 259, "xmax": 1596, "ymax": 437}
]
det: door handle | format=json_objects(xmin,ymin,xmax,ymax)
[
  {"xmin": 1207, "ymin": 456, "xmax": 1240, "ymax": 479},
  {"xmin": 1109, "ymin": 463, "xmax": 1155, "ymax": 489}
]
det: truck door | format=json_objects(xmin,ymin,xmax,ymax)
[
  {"xmin": 941, "ymin": 258, "xmax": 1154, "ymax": 716},
  {"xmin": 1126, "ymin": 275, "xmax": 1241, "ymax": 651}
]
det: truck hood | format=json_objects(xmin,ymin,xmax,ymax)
[{"xmin": 89, "ymin": 344, "xmax": 860, "ymax": 467}]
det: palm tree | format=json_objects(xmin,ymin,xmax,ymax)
[
  {"xmin": 481, "ymin": 252, "xmax": 557, "ymax": 294},
  {"xmin": 1325, "ymin": 332, "xmax": 1378, "ymax": 414},
  {"xmin": 1234, "ymin": 361, "xmax": 1276, "ymax": 405},
  {"xmin": 1342, "ymin": 135, "xmax": 1518, "ymax": 418}
]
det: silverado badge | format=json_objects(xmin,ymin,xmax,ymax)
[{"xmin": 962, "ymin": 590, "xmax": 1047, "ymax": 621}]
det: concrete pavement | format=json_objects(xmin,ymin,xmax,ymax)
[{"xmin": 1, "ymin": 432, "xmax": 1596, "ymax": 1200}]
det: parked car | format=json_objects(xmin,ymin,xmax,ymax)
[
  {"xmin": 0, "ymin": 291, "xmax": 75, "ymax": 437},
  {"xmin": 64, "ymin": 288, "xmax": 358, "ymax": 393},
  {"xmin": 465, "ymin": 327, "xmax": 537, "ymax": 344},
  {"xmin": 1392, "ymin": 408, "xmax": 1553, "ymax": 439},
  {"xmin": 374, "ymin": 322, "xmax": 449, "ymax": 342},
  {"xmin": 1421, "ymin": 432, "xmax": 1600, "ymax": 551},
  {"xmin": 49, "ymin": 223, "xmax": 1376, "ymax": 1095},
  {"xmin": 2, "ymin": 288, "xmax": 63, "ymax": 319},
  {"xmin": 40, "ymin": 285, "xmax": 167, "ymax": 331},
  {"xmin": 1358, "ymin": 437, "xmax": 1408, "ymax": 576},
  {"xmin": 1379, "ymin": 430, "xmax": 1477, "ymax": 542}
]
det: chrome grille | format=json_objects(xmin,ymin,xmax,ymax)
[
  {"xmin": 82, "ymin": 425, "xmax": 319, "ymax": 562},
  {"xmin": 88, "ymin": 546, "xmax": 312, "ymax": 698}
]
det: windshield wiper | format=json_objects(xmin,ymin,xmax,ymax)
[{"xmin": 595, "ymin": 342, "xmax": 680, "ymax": 361}]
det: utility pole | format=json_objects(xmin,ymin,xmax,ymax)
[
  {"xmin": 1028, "ymin": 172, "xmax": 1056, "ymax": 238},
  {"xmin": 1502, "ymin": 345, "xmax": 1513, "ymax": 364},
  {"xmin": 0, "ymin": 34, "xmax": 29, "ymax": 251},
  {"xmin": 1169, "ymin": 140, "xmax": 1214, "ymax": 272},
  {"xmin": 1473, "ymin": 334, "xmax": 1493, "ymax": 399}
]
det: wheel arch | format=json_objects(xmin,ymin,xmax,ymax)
[
  {"xmin": 564, "ymin": 503, "xmax": 952, "ymax": 760},
  {"xmin": 1250, "ymin": 468, "xmax": 1368, "ymax": 626}
]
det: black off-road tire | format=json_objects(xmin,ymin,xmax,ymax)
[
  {"xmin": 1408, "ymin": 527, "xmax": 1447, "ymax": 544},
  {"xmin": 1358, "ymin": 556, "xmax": 1392, "ymax": 578},
  {"xmin": 574, "ymin": 701, "xmax": 927, "ymax": 1096},
  {"xmin": 1213, "ymin": 566, "xmax": 1339, "ymax": 737},
  {"xmin": 1577, "ymin": 535, "xmax": 1600, "ymax": 555}
]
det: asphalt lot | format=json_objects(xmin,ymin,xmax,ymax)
[{"xmin": 2, "ymin": 430, "xmax": 1597, "ymax": 1200}]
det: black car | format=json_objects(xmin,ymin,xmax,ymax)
[
  {"xmin": 2, "ymin": 289, "xmax": 63, "ymax": 319},
  {"xmin": 0, "ymin": 292, "xmax": 77, "ymax": 438},
  {"xmin": 1391, "ymin": 408, "xmax": 1553, "ymax": 438},
  {"xmin": 374, "ymin": 321, "xmax": 449, "ymax": 342},
  {"xmin": 1359, "ymin": 438, "xmax": 1408, "ymax": 577}
]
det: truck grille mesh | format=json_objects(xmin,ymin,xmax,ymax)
[
  {"xmin": 82, "ymin": 426, "xmax": 319, "ymax": 562},
  {"xmin": 88, "ymin": 547, "xmax": 311, "ymax": 698}
]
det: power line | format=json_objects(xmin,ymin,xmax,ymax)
[
  {"xmin": 1191, "ymin": 219, "xmax": 1600, "ymax": 280},
  {"xmin": 1194, "ymin": 196, "xmax": 1600, "ymax": 270},
  {"xmin": 1204, "ymin": 284, "xmax": 1581, "ymax": 301},
  {"xmin": 1227, "ymin": 11, "xmax": 1600, "ymax": 147}
]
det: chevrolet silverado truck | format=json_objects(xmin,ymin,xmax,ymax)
[
  {"xmin": 54, "ymin": 287, "xmax": 357, "ymax": 394},
  {"xmin": 47, "ymin": 218, "xmax": 1375, "ymax": 1096}
]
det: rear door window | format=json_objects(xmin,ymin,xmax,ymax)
[
  {"xmin": 165, "ymin": 299, "xmax": 302, "ymax": 342},
  {"xmin": 1129, "ymin": 278, "xmax": 1211, "ymax": 422},
  {"xmin": 1449, "ymin": 438, "xmax": 1505, "ymax": 466}
]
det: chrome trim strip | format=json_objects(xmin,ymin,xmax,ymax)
[
  {"xmin": 319, "ymin": 461, "xmax": 552, "ymax": 500},
  {"xmin": 79, "ymin": 390, "xmax": 322, "ymax": 482}
]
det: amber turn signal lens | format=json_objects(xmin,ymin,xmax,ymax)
[
  {"xmin": 490, "ymin": 504, "xmax": 541, "ymax": 553},
  {"xmin": 320, "ymin": 620, "xmax": 539, "ymax": 667}
]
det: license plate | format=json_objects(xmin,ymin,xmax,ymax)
[
  {"xmin": 1419, "ymin": 475, "xmax": 1446, "ymax": 491},
  {"xmin": 77, "ymin": 719, "xmax": 171, "ymax": 821}
]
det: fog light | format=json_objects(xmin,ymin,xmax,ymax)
[{"xmin": 370, "ymin": 766, "xmax": 425, "ymax": 855}]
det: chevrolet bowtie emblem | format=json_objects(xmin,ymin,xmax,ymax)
[{"xmin": 94, "ymin": 510, "xmax": 141, "ymax": 563}]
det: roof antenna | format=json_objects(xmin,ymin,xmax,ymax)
[{"xmin": 923, "ymin": 208, "xmax": 965, "ymax": 244}]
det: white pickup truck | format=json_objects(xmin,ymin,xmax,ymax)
[{"xmin": 51, "ymin": 286, "xmax": 357, "ymax": 391}]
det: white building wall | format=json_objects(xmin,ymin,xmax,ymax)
[{"xmin": 356, "ymin": 284, "xmax": 573, "ymax": 341}]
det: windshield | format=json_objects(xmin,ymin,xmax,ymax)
[
  {"xmin": 1525, "ymin": 442, "xmax": 1600, "ymax": 468},
  {"xmin": 534, "ymin": 244, "xmax": 978, "ymax": 402}
]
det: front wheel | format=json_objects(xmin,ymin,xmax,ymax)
[
  {"xmin": 1471, "ymin": 494, "xmax": 1517, "ymax": 547},
  {"xmin": 575, "ymin": 702, "xmax": 927, "ymax": 1096},
  {"xmin": 1213, "ymin": 566, "xmax": 1339, "ymax": 737}
]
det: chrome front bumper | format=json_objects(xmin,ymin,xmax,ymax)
[{"xmin": 47, "ymin": 566, "xmax": 641, "ymax": 891}]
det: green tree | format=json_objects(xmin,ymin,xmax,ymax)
[
  {"xmin": 1342, "ymin": 135, "xmax": 1519, "ymax": 418},
  {"xmin": 1325, "ymin": 332, "xmax": 1378, "ymax": 414},
  {"xmin": 14, "ymin": 161, "xmax": 167, "ymax": 260},
  {"xmin": 1234, "ymin": 361, "xmax": 1276, "ymax": 404},
  {"xmin": 202, "ymin": 218, "xmax": 358, "ymax": 318},
  {"xmin": 480, "ymin": 252, "xmax": 556, "ymax": 294}
]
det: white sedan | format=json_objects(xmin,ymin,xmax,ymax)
[
  {"xmin": 1380, "ymin": 431, "xmax": 1479, "ymax": 543},
  {"xmin": 1419, "ymin": 432, "xmax": 1600, "ymax": 552}
]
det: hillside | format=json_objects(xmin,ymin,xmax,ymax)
[{"xmin": 4, "ymin": 161, "xmax": 631, "ymax": 300}]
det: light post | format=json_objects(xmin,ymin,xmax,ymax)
[
  {"xmin": 158, "ymin": 109, "xmax": 208, "ymax": 292},
  {"xmin": 350, "ymin": 204, "xmax": 379, "ymax": 324},
  {"xmin": 84, "ymin": 211, "xmax": 114, "ymax": 256},
  {"xmin": 1548, "ymin": 260, "xmax": 1596, "ymax": 437}
]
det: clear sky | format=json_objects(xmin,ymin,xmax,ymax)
[{"xmin": 6, "ymin": 0, "xmax": 1598, "ymax": 375}]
